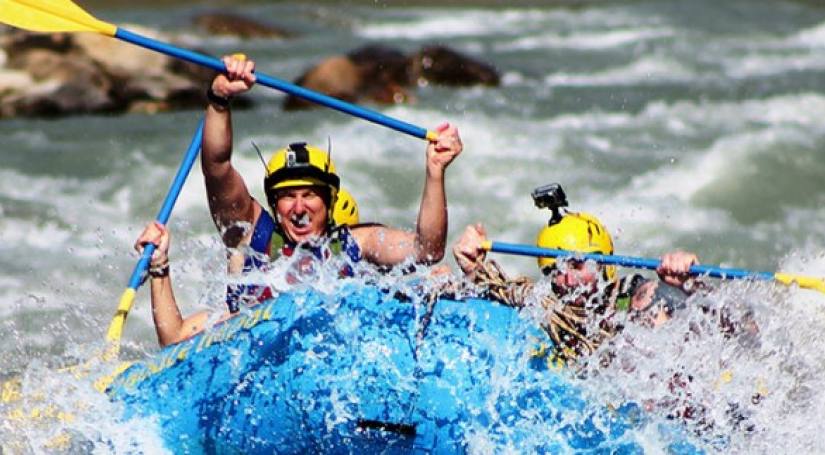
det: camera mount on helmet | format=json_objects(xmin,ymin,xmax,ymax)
[{"xmin": 531, "ymin": 183, "xmax": 568, "ymax": 226}]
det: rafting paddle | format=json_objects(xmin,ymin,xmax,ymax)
[
  {"xmin": 482, "ymin": 241, "xmax": 825, "ymax": 294},
  {"xmin": 0, "ymin": 0, "xmax": 438, "ymax": 141},
  {"xmin": 104, "ymin": 118, "xmax": 204, "ymax": 351}
]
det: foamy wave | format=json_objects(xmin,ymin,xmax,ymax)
[
  {"xmin": 545, "ymin": 56, "xmax": 698, "ymax": 87},
  {"xmin": 1, "ymin": 362, "xmax": 172, "ymax": 453},
  {"xmin": 723, "ymin": 52, "xmax": 825, "ymax": 79},
  {"xmin": 539, "ymin": 93, "xmax": 825, "ymax": 137},
  {"xmin": 356, "ymin": 6, "xmax": 646, "ymax": 41},
  {"xmin": 638, "ymin": 93, "xmax": 825, "ymax": 131},
  {"xmin": 5, "ymin": 130, "xmax": 51, "ymax": 148},
  {"xmin": 357, "ymin": 12, "xmax": 508, "ymax": 40},
  {"xmin": 497, "ymin": 27, "xmax": 672, "ymax": 52},
  {"xmin": 629, "ymin": 127, "xmax": 810, "ymax": 202},
  {"xmin": 0, "ymin": 170, "xmax": 137, "ymax": 258},
  {"xmin": 0, "ymin": 218, "xmax": 72, "ymax": 250},
  {"xmin": 357, "ymin": 10, "xmax": 527, "ymax": 40},
  {"xmin": 469, "ymin": 94, "xmax": 819, "ymax": 207},
  {"xmin": 790, "ymin": 20, "xmax": 825, "ymax": 47}
]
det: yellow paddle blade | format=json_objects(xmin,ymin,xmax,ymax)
[
  {"xmin": 774, "ymin": 272, "xmax": 825, "ymax": 294},
  {"xmin": 0, "ymin": 0, "xmax": 116, "ymax": 36},
  {"xmin": 105, "ymin": 288, "xmax": 136, "ymax": 345},
  {"xmin": 93, "ymin": 361, "xmax": 133, "ymax": 393}
]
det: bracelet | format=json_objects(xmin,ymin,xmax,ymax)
[
  {"xmin": 206, "ymin": 87, "xmax": 232, "ymax": 109},
  {"xmin": 148, "ymin": 261, "xmax": 170, "ymax": 278}
]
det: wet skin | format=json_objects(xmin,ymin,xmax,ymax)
[
  {"xmin": 274, "ymin": 186, "xmax": 328, "ymax": 243},
  {"xmin": 550, "ymin": 260, "xmax": 600, "ymax": 299}
]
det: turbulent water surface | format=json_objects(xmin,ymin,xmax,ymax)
[{"xmin": 1, "ymin": 0, "xmax": 825, "ymax": 452}]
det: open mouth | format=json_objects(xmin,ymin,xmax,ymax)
[{"xmin": 290, "ymin": 213, "xmax": 311, "ymax": 228}]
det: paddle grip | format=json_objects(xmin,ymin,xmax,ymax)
[{"xmin": 115, "ymin": 28, "xmax": 431, "ymax": 141}]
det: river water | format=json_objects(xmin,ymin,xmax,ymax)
[{"xmin": 1, "ymin": 0, "xmax": 824, "ymax": 452}]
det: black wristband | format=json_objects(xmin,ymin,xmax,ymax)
[
  {"xmin": 207, "ymin": 87, "xmax": 232, "ymax": 109},
  {"xmin": 148, "ymin": 263, "xmax": 170, "ymax": 278}
]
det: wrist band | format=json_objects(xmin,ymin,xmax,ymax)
[
  {"xmin": 207, "ymin": 87, "xmax": 232, "ymax": 109},
  {"xmin": 148, "ymin": 261, "xmax": 170, "ymax": 278}
]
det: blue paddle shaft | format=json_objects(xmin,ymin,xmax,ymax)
[
  {"xmin": 114, "ymin": 28, "xmax": 430, "ymax": 140},
  {"xmin": 489, "ymin": 241, "xmax": 775, "ymax": 281},
  {"xmin": 126, "ymin": 119, "xmax": 204, "ymax": 290}
]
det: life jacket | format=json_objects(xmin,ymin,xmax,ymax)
[
  {"xmin": 612, "ymin": 273, "xmax": 688, "ymax": 316},
  {"xmin": 611, "ymin": 273, "xmax": 647, "ymax": 312},
  {"xmin": 226, "ymin": 209, "xmax": 362, "ymax": 313}
]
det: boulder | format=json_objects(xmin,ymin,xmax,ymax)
[
  {"xmin": 0, "ymin": 69, "xmax": 34, "ymax": 97},
  {"xmin": 73, "ymin": 27, "xmax": 172, "ymax": 78},
  {"xmin": 283, "ymin": 44, "xmax": 498, "ymax": 110},
  {"xmin": 193, "ymin": 12, "xmax": 292, "ymax": 39},
  {"xmin": 347, "ymin": 45, "xmax": 411, "ymax": 87},
  {"xmin": 0, "ymin": 26, "xmax": 226, "ymax": 118},
  {"xmin": 283, "ymin": 56, "xmax": 361, "ymax": 110},
  {"xmin": 0, "ymin": 29, "xmax": 73, "ymax": 55},
  {"xmin": 3, "ymin": 49, "xmax": 117, "ymax": 116},
  {"xmin": 408, "ymin": 45, "xmax": 500, "ymax": 87},
  {"xmin": 72, "ymin": 27, "xmax": 213, "ymax": 108},
  {"xmin": 347, "ymin": 45, "xmax": 413, "ymax": 104}
]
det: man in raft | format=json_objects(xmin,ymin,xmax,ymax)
[
  {"xmin": 133, "ymin": 190, "xmax": 361, "ymax": 347},
  {"xmin": 134, "ymin": 53, "xmax": 462, "ymax": 346},
  {"xmin": 451, "ymin": 212, "xmax": 701, "ymax": 364},
  {"xmin": 202, "ymin": 54, "xmax": 462, "ymax": 275}
]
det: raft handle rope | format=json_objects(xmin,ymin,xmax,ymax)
[{"xmin": 357, "ymin": 419, "xmax": 417, "ymax": 436}]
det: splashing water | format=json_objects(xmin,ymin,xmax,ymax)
[
  {"xmin": 553, "ymin": 253, "xmax": 825, "ymax": 453},
  {"xmin": 4, "ymin": 238, "xmax": 825, "ymax": 452},
  {"xmin": 3, "ymin": 0, "xmax": 825, "ymax": 452}
]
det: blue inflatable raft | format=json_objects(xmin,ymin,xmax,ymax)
[{"xmin": 107, "ymin": 284, "xmax": 696, "ymax": 453}]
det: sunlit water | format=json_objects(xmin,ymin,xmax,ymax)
[{"xmin": 2, "ymin": 0, "xmax": 825, "ymax": 452}]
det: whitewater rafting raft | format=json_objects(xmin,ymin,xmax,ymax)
[{"xmin": 107, "ymin": 284, "xmax": 698, "ymax": 453}]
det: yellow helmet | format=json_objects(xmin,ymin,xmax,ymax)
[
  {"xmin": 263, "ymin": 142, "xmax": 340, "ymax": 213},
  {"xmin": 536, "ymin": 212, "xmax": 616, "ymax": 281},
  {"xmin": 333, "ymin": 188, "xmax": 359, "ymax": 226}
]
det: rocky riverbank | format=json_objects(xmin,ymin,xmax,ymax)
[{"xmin": 0, "ymin": 25, "xmax": 219, "ymax": 118}]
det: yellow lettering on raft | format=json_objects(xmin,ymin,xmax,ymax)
[
  {"xmin": 197, "ymin": 330, "xmax": 215, "ymax": 353},
  {"xmin": 7, "ymin": 407, "xmax": 25, "ymax": 421},
  {"xmin": 147, "ymin": 362, "xmax": 162, "ymax": 375},
  {"xmin": 44, "ymin": 432, "xmax": 72, "ymax": 450},
  {"xmin": 124, "ymin": 369, "xmax": 149, "ymax": 389},
  {"xmin": 244, "ymin": 309, "xmax": 263, "ymax": 329},
  {"xmin": 2, "ymin": 378, "xmax": 22, "ymax": 403},
  {"xmin": 211, "ymin": 322, "xmax": 231, "ymax": 345}
]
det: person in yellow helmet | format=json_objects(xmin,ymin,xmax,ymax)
[
  {"xmin": 452, "ymin": 212, "xmax": 701, "ymax": 358},
  {"xmin": 449, "ymin": 215, "xmax": 759, "ymax": 438},
  {"xmin": 333, "ymin": 188, "xmax": 360, "ymax": 226},
  {"xmin": 134, "ymin": 54, "xmax": 462, "ymax": 346},
  {"xmin": 201, "ymin": 54, "xmax": 462, "ymax": 270}
]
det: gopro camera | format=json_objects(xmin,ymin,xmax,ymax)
[{"xmin": 531, "ymin": 183, "xmax": 568, "ymax": 225}]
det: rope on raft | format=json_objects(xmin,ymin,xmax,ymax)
[{"xmin": 430, "ymin": 259, "xmax": 618, "ymax": 364}]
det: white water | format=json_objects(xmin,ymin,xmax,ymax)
[{"xmin": 2, "ymin": 0, "xmax": 825, "ymax": 452}]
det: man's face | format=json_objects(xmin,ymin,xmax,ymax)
[
  {"xmin": 550, "ymin": 259, "xmax": 601, "ymax": 299},
  {"xmin": 275, "ymin": 186, "xmax": 328, "ymax": 243}
]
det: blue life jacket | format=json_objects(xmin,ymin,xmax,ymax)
[{"xmin": 226, "ymin": 209, "xmax": 362, "ymax": 312}]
